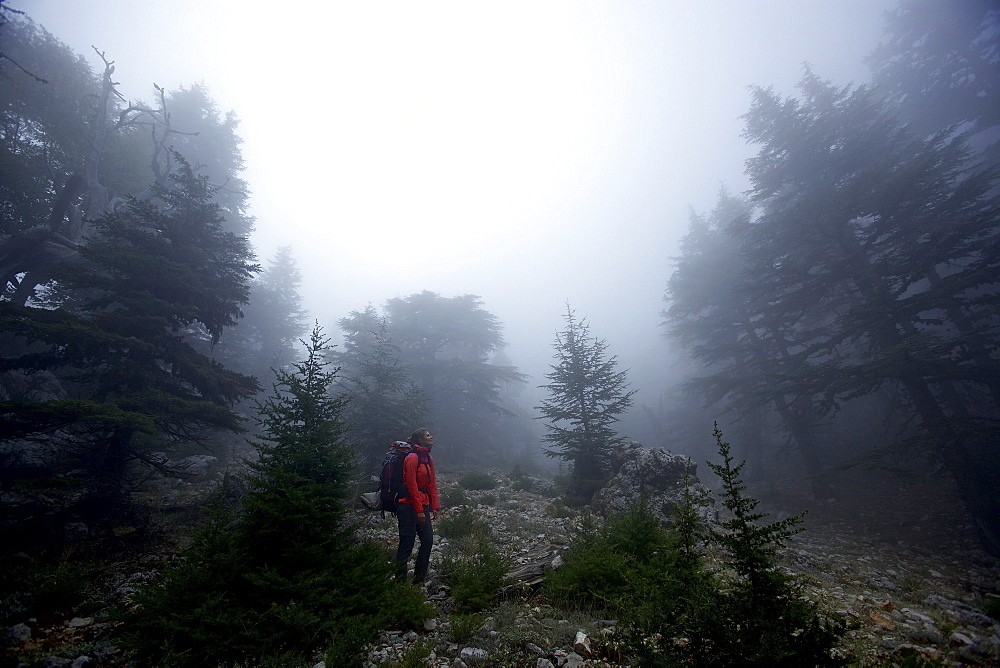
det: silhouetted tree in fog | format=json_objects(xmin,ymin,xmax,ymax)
[
  {"xmin": 0, "ymin": 15, "xmax": 253, "ymax": 306},
  {"xmin": 868, "ymin": 0, "xmax": 999, "ymax": 168},
  {"xmin": 663, "ymin": 191, "xmax": 831, "ymax": 495},
  {"xmin": 537, "ymin": 304, "xmax": 635, "ymax": 503},
  {"xmin": 381, "ymin": 291, "xmax": 526, "ymax": 464},
  {"xmin": 331, "ymin": 304, "xmax": 427, "ymax": 473},
  {"xmin": 0, "ymin": 161, "xmax": 258, "ymax": 523},
  {"xmin": 739, "ymin": 71, "xmax": 1000, "ymax": 551},
  {"xmin": 216, "ymin": 245, "xmax": 309, "ymax": 393}
]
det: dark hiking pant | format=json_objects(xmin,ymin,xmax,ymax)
[{"xmin": 395, "ymin": 502, "xmax": 433, "ymax": 582}]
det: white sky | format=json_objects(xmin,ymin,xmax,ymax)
[{"xmin": 17, "ymin": 0, "xmax": 894, "ymax": 421}]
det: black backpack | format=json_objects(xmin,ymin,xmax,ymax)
[
  {"xmin": 359, "ymin": 441, "xmax": 432, "ymax": 516},
  {"xmin": 378, "ymin": 444, "xmax": 413, "ymax": 514}
]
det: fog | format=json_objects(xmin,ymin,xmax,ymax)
[{"xmin": 20, "ymin": 0, "xmax": 893, "ymax": 438}]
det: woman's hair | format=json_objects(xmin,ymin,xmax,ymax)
[{"xmin": 407, "ymin": 428, "xmax": 430, "ymax": 446}]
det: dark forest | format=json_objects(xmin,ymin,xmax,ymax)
[{"xmin": 1, "ymin": 1, "xmax": 998, "ymax": 665}]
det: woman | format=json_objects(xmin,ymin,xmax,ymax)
[{"xmin": 395, "ymin": 428, "xmax": 440, "ymax": 583}]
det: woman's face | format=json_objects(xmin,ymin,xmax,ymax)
[{"xmin": 420, "ymin": 432, "xmax": 434, "ymax": 447}]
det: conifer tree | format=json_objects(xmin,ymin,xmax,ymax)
[
  {"xmin": 123, "ymin": 324, "xmax": 422, "ymax": 665},
  {"xmin": 537, "ymin": 304, "xmax": 635, "ymax": 502},
  {"xmin": 0, "ymin": 159, "xmax": 258, "ymax": 522},
  {"xmin": 706, "ymin": 424, "xmax": 845, "ymax": 666},
  {"xmin": 332, "ymin": 305, "xmax": 427, "ymax": 473}
]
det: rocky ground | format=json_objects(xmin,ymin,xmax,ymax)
[
  {"xmin": 4, "ymin": 461, "xmax": 999, "ymax": 667},
  {"xmin": 350, "ymin": 471, "xmax": 1000, "ymax": 668}
]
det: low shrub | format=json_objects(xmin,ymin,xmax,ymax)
[
  {"xmin": 437, "ymin": 505, "xmax": 490, "ymax": 540},
  {"xmin": 448, "ymin": 613, "xmax": 484, "ymax": 643},
  {"xmin": 545, "ymin": 507, "xmax": 669, "ymax": 611},
  {"xmin": 458, "ymin": 470, "xmax": 497, "ymax": 491},
  {"xmin": 511, "ymin": 476, "xmax": 534, "ymax": 492},
  {"xmin": 378, "ymin": 638, "xmax": 433, "ymax": 668},
  {"xmin": 439, "ymin": 484, "xmax": 469, "ymax": 508},
  {"xmin": 545, "ymin": 425, "xmax": 846, "ymax": 667},
  {"xmin": 441, "ymin": 531, "xmax": 510, "ymax": 613},
  {"xmin": 476, "ymin": 492, "xmax": 498, "ymax": 506}
]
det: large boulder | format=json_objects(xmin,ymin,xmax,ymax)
[{"xmin": 591, "ymin": 442, "xmax": 715, "ymax": 524}]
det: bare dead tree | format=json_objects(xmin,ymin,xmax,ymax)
[{"xmin": 0, "ymin": 46, "xmax": 197, "ymax": 304}]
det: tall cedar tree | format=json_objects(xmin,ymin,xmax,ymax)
[
  {"xmin": 664, "ymin": 191, "xmax": 832, "ymax": 496},
  {"xmin": 867, "ymin": 0, "xmax": 999, "ymax": 168},
  {"xmin": 123, "ymin": 324, "xmax": 410, "ymax": 666},
  {"xmin": 378, "ymin": 291, "xmax": 526, "ymax": 464},
  {"xmin": 0, "ymin": 159, "xmax": 258, "ymax": 522},
  {"xmin": 214, "ymin": 245, "xmax": 309, "ymax": 395},
  {"xmin": 742, "ymin": 72, "xmax": 1000, "ymax": 552},
  {"xmin": 332, "ymin": 305, "xmax": 427, "ymax": 473},
  {"xmin": 537, "ymin": 304, "xmax": 635, "ymax": 502}
]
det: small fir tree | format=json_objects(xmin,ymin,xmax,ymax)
[
  {"xmin": 545, "ymin": 426, "xmax": 845, "ymax": 667},
  {"xmin": 122, "ymin": 324, "xmax": 428, "ymax": 666},
  {"xmin": 706, "ymin": 424, "xmax": 845, "ymax": 666},
  {"xmin": 537, "ymin": 304, "xmax": 635, "ymax": 502}
]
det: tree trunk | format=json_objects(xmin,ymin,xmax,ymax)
[{"xmin": 899, "ymin": 370, "xmax": 1000, "ymax": 555}]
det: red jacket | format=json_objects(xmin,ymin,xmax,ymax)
[{"xmin": 399, "ymin": 448, "xmax": 439, "ymax": 511}]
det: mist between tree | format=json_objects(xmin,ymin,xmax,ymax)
[{"xmin": 1, "ymin": 0, "xmax": 998, "ymax": 636}]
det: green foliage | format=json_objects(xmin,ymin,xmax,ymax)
[
  {"xmin": 0, "ymin": 559, "xmax": 90, "ymax": 631},
  {"xmin": 437, "ymin": 504, "xmax": 490, "ymax": 540},
  {"xmin": 448, "ymin": 613, "xmax": 484, "ymax": 643},
  {"xmin": 439, "ymin": 485, "xmax": 469, "ymax": 508},
  {"xmin": 458, "ymin": 470, "xmax": 497, "ymax": 490},
  {"xmin": 382, "ymin": 291, "xmax": 527, "ymax": 464},
  {"xmin": 546, "ymin": 427, "xmax": 846, "ymax": 666},
  {"xmin": 120, "ymin": 326, "xmax": 412, "ymax": 666},
  {"xmin": 332, "ymin": 304, "xmax": 428, "ymax": 472},
  {"xmin": 545, "ymin": 504, "xmax": 673, "ymax": 611},
  {"xmin": 537, "ymin": 304, "xmax": 635, "ymax": 502},
  {"xmin": 708, "ymin": 424, "xmax": 804, "ymax": 587},
  {"xmin": 0, "ymin": 159, "xmax": 258, "ymax": 522},
  {"xmin": 440, "ymin": 516, "xmax": 510, "ymax": 613}
]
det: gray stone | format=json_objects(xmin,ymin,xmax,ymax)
[
  {"xmin": 71, "ymin": 658, "xmax": 91, "ymax": 668},
  {"xmin": 63, "ymin": 522, "xmax": 89, "ymax": 540},
  {"xmin": 41, "ymin": 659, "xmax": 71, "ymax": 668},
  {"xmin": 173, "ymin": 455, "xmax": 217, "ymax": 476},
  {"xmin": 867, "ymin": 576, "xmax": 898, "ymax": 591},
  {"xmin": 6, "ymin": 623, "xmax": 30, "ymax": 643},
  {"xmin": 460, "ymin": 647, "xmax": 488, "ymax": 664},
  {"xmin": 573, "ymin": 631, "xmax": 591, "ymax": 655},
  {"xmin": 591, "ymin": 442, "xmax": 715, "ymax": 525},
  {"xmin": 563, "ymin": 652, "xmax": 586, "ymax": 668},
  {"xmin": 949, "ymin": 631, "xmax": 975, "ymax": 647},
  {"xmin": 536, "ymin": 660, "xmax": 555, "ymax": 668},
  {"xmin": 924, "ymin": 595, "xmax": 995, "ymax": 627},
  {"xmin": 524, "ymin": 642, "xmax": 545, "ymax": 656}
]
